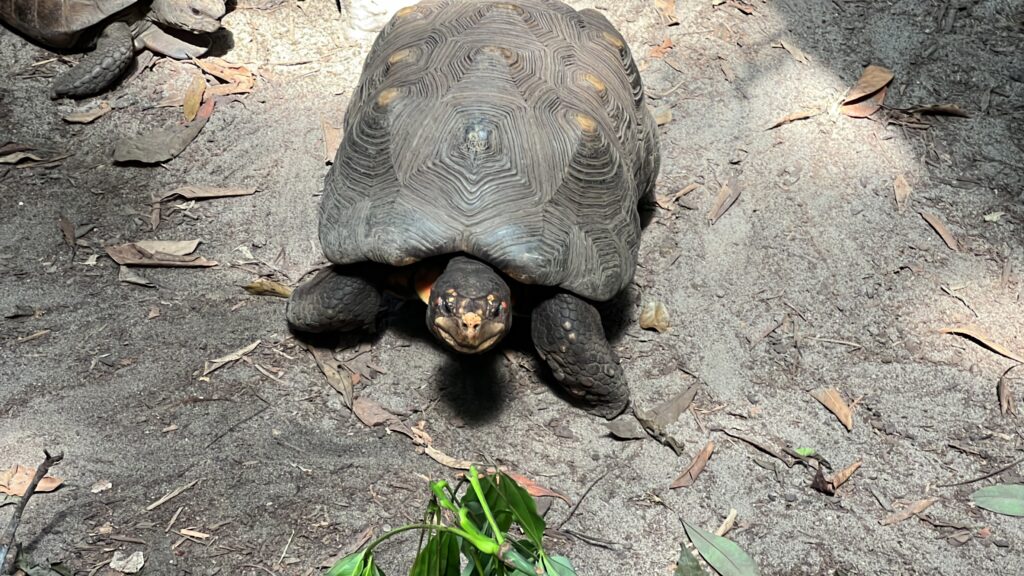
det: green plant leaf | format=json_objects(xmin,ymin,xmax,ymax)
[
  {"xmin": 674, "ymin": 544, "xmax": 706, "ymax": 575},
  {"xmin": 462, "ymin": 474, "xmax": 514, "ymax": 535},
  {"xmin": 681, "ymin": 520, "xmax": 759, "ymax": 576},
  {"xmin": 546, "ymin": 555, "xmax": 578, "ymax": 576},
  {"xmin": 794, "ymin": 447, "xmax": 816, "ymax": 457},
  {"xmin": 326, "ymin": 550, "xmax": 369, "ymax": 576},
  {"xmin": 972, "ymin": 484, "xmax": 1024, "ymax": 516},
  {"xmin": 411, "ymin": 532, "xmax": 461, "ymax": 576},
  {"xmin": 495, "ymin": 472, "xmax": 546, "ymax": 547}
]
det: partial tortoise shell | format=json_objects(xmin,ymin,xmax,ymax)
[{"xmin": 0, "ymin": 0, "xmax": 138, "ymax": 47}]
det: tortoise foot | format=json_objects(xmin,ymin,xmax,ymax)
[
  {"xmin": 51, "ymin": 22, "xmax": 134, "ymax": 99},
  {"xmin": 286, "ymin": 266, "xmax": 382, "ymax": 334},
  {"xmin": 531, "ymin": 293, "xmax": 629, "ymax": 419}
]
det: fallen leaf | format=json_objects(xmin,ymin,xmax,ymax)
[
  {"xmin": 352, "ymin": 396, "xmax": 400, "ymax": 427},
  {"xmin": 674, "ymin": 544, "xmax": 705, "ymax": 576},
  {"xmin": 843, "ymin": 65, "xmax": 894, "ymax": 105},
  {"xmin": 58, "ymin": 215, "xmax": 75, "ymax": 248},
  {"xmin": 0, "ymin": 150, "xmax": 44, "ymax": 164},
  {"xmin": 919, "ymin": 210, "xmax": 959, "ymax": 251},
  {"xmin": 682, "ymin": 519, "xmax": 760, "ymax": 576},
  {"xmin": 183, "ymin": 73, "xmax": 206, "ymax": 122},
  {"xmin": 811, "ymin": 459, "xmax": 862, "ymax": 495},
  {"xmin": 194, "ymin": 57, "xmax": 256, "ymax": 97},
  {"xmin": 90, "ymin": 480, "xmax": 112, "ymax": 493},
  {"xmin": 906, "ymin": 104, "xmax": 970, "ymax": 117},
  {"xmin": 158, "ymin": 185, "xmax": 257, "ymax": 201},
  {"xmin": 707, "ymin": 176, "xmax": 740, "ymax": 224},
  {"xmin": 972, "ymin": 484, "xmax": 1024, "ymax": 517},
  {"xmin": 118, "ymin": 265, "xmax": 155, "ymax": 287},
  {"xmin": 604, "ymin": 416, "xmax": 647, "ymax": 440},
  {"xmin": 105, "ymin": 242, "xmax": 217, "ymax": 267},
  {"xmin": 779, "ymin": 40, "xmax": 809, "ymax": 64},
  {"xmin": 307, "ymin": 345, "xmax": 354, "ymax": 408},
  {"xmin": 810, "ymin": 388, "xmax": 853, "ymax": 431},
  {"xmin": 322, "ymin": 119, "xmax": 343, "ymax": 164},
  {"xmin": 244, "ymin": 278, "xmax": 293, "ymax": 298},
  {"xmin": 639, "ymin": 300, "xmax": 670, "ymax": 332},
  {"xmin": 502, "ymin": 470, "xmax": 571, "ymax": 505},
  {"xmin": 654, "ymin": 108, "xmax": 673, "ymax": 126},
  {"xmin": 636, "ymin": 382, "xmax": 700, "ymax": 454},
  {"xmin": 0, "ymin": 464, "xmax": 64, "ymax": 496},
  {"xmin": 656, "ymin": 183, "xmax": 700, "ymax": 211},
  {"xmin": 893, "ymin": 174, "xmax": 911, "ymax": 211},
  {"xmin": 134, "ymin": 239, "xmax": 200, "ymax": 256},
  {"xmin": 113, "ymin": 99, "xmax": 214, "ymax": 164},
  {"xmin": 940, "ymin": 325, "xmax": 1024, "ymax": 364},
  {"xmin": 655, "ymin": 0, "xmax": 679, "ymax": 25},
  {"xmin": 109, "ymin": 551, "xmax": 145, "ymax": 574},
  {"xmin": 424, "ymin": 445, "xmax": 473, "ymax": 470},
  {"xmin": 63, "ymin": 101, "xmax": 112, "ymax": 124},
  {"xmin": 829, "ymin": 459, "xmax": 862, "ymax": 490},
  {"xmin": 648, "ymin": 38, "xmax": 674, "ymax": 59},
  {"xmin": 881, "ymin": 498, "xmax": 937, "ymax": 525},
  {"xmin": 767, "ymin": 109, "xmax": 819, "ymax": 129},
  {"xmin": 671, "ymin": 441, "xmax": 715, "ymax": 489},
  {"xmin": 841, "ymin": 85, "xmax": 888, "ymax": 118},
  {"xmin": 998, "ymin": 365, "xmax": 1018, "ymax": 416},
  {"xmin": 202, "ymin": 340, "xmax": 261, "ymax": 376},
  {"xmin": 725, "ymin": 0, "xmax": 755, "ymax": 15}
]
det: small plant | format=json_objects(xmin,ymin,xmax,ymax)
[{"xmin": 327, "ymin": 466, "xmax": 576, "ymax": 576}]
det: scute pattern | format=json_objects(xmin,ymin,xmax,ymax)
[
  {"xmin": 320, "ymin": 0, "xmax": 659, "ymax": 301},
  {"xmin": 0, "ymin": 0, "xmax": 137, "ymax": 46}
]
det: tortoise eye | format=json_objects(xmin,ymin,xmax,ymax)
[
  {"xmin": 489, "ymin": 303, "xmax": 501, "ymax": 318},
  {"xmin": 443, "ymin": 298, "xmax": 455, "ymax": 314}
]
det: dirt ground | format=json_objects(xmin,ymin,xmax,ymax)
[{"xmin": 2, "ymin": 0, "xmax": 1024, "ymax": 574}]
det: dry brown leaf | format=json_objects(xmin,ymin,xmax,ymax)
[
  {"xmin": 648, "ymin": 38, "xmax": 674, "ymax": 59},
  {"xmin": 105, "ymin": 242, "xmax": 217, "ymax": 267},
  {"xmin": 58, "ymin": 215, "xmax": 75, "ymax": 248},
  {"xmin": 919, "ymin": 210, "xmax": 959, "ymax": 251},
  {"xmin": 726, "ymin": 0, "xmax": 755, "ymax": 14},
  {"xmin": 810, "ymin": 387, "xmax": 854, "ymax": 431},
  {"xmin": 604, "ymin": 416, "xmax": 647, "ymax": 440},
  {"xmin": 307, "ymin": 345, "xmax": 353, "ymax": 408},
  {"xmin": 183, "ymin": 73, "xmax": 206, "ymax": 122},
  {"xmin": 424, "ymin": 446, "xmax": 473, "ymax": 470},
  {"xmin": 707, "ymin": 176, "xmax": 740, "ymax": 224},
  {"xmin": 843, "ymin": 65, "xmax": 894, "ymax": 104},
  {"xmin": 193, "ymin": 57, "xmax": 256, "ymax": 96},
  {"xmin": 202, "ymin": 340, "xmax": 260, "ymax": 376},
  {"xmin": 670, "ymin": 441, "xmax": 715, "ymax": 489},
  {"xmin": 502, "ymin": 470, "xmax": 572, "ymax": 504},
  {"xmin": 779, "ymin": 40, "xmax": 809, "ymax": 64},
  {"xmin": 830, "ymin": 459, "xmax": 862, "ymax": 490},
  {"xmin": 881, "ymin": 498, "xmax": 937, "ymax": 525},
  {"xmin": 0, "ymin": 464, "xmax": 64, "ymax": 496},
  {"xmin": 893, "ymin": 174, "xmax": 911, "ymax": 211},
  {"xmin": 0, "ymin": 150, "xmax": 43, "ymax": 164},
  {"xmin": 134, "ymin": 239, "xmax": 200, "ymax": 256},
  {"xmin": 767, "ymin": 108, "xmax": 819, "ymax": 129},
  {"xmin": 159, "ymin": 185, "xmax": 257, "ymax": 201},
  {"xmin": 654, "ymin": 0, "xmax": 679, "ymax": 25},
  {"xmin": 322, "ymin": 119, "xmax": 343, "ymax": 164},
  {"xmin": 118, "ymin": 265, "xmax": 155, "ymax": 287},
  {"xmin": 352, "ymin": 396, "xmax": 400, "ymax": 427},
  {"xmin": 998, "ymin": 366, "xmax": 1019, "ymax": 416},
  {"xmin": 639, "ymin": 300, "xmax": 670, "ymax": 332},
  {"xmin": 244, "ymin": 278, "xmax": 293, "ymax": 298},
  {"xmin": 113, "ymin": 99, "xmax": 213, "ymax": 164},
  {"xmin": 940, "ymin": 325, "xmax": 1024, "ymax": 364},
  {"xmin": 63, "ymin": 101, "xmax": 111, "ymax": 124},
  {"xmin": 841, "ymin": 85, "xmax": 888, "ymax": 118}
]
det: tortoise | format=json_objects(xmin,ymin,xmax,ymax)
[
  {"xmin": 0, "ymin": 0, "xmax": 226, "ymax": 99},
  {"xmin": 287, "ymin": 0, "xmax": 660, "ymax": 418}
]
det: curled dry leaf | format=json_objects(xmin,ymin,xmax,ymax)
[
  {"xmin": 106, "ymin": 240, "xmax": 217, "ymax": 267},
  {"xmin": 159, "ymin": 185, "xmax": 257, "ymax": 202},
  {"xmin": 193, "ymin": 57, "xmax": 256, "ymax": 97},
  {"xmin": 502, "ymin": 470, "xmax": 572, "ymax": 505},
  {"xmin": 604, "ymin": 416, "xmax": 647, "ymax": 440},
  {"xmin": 671, "ymin": 441, "xmax": 715, "ymax": 489},
  {"xmin": 113, "ymin": 99, "xmax": 214, "ymax": 164},
  {"xmin": 244, "ymin": 278, "xmax": 293, "ymax": 298},
  {"xmin": 707, "ymin": 176, "xmax": 740, "ymax": 225},
  {"xmin": 830, "ymin": 459, "xmax": 862, "ymax": 490},
  {"xmin": 841, "ymin": 86, "xmax": 888, "ymax": 118},
  {"xmin": 811, "ymin": 459, "xmax": 862, "ymax": 495},
  {"xmin": 880, "ymin": 498, "xmax": 937, "ymax": 525},
  {"xmin": 656, "ymin": 183, "xmax": 700, "ymax": 211},
  {"xmin": 893, "ymin": 174, "xmax": 911, "ymax": 211},
  {"xmin": 767, "ymin": 109, "xmax": 819, "ymax": 129},
  {"xmin": 843, "ymin": 65, "xmax": 894, "ymax": 104},
  {"xmin": 63, "ymin": 101, "xmax": 111, "ymax": 124},
  {"xmin": 639, "ymin": 300, "xmax": 670, "ymax": 332},
  {"xmin": 352, "ymin": 396, "xmax": 400, "ymax": 427},
  {"xmin": 810, "ymin": 387, "xmax": 854, "ymax": 431},
  {"xmin": 779, "ymin": 40, "xmax": 809, "ymax": 64},
  {"xmin": 998, "ymin": 365, "xmax": 1019, "ymax": 416},
  {"xmin": 919, "ymin": 210, "xmax": 959, "ymax": 251},
  {"xmin": 940, "ymin": 325, "xmax": 1024, "ymax": 364},
  {"xmin": 118, "ymin": 265, "xmax": 155, "ymax": 287},
  {"xmin": 306, "ymin": 345, "xmax": 353, "ymax": 408},
  {"xmin": 183, "ymin": 73, "xmax": 206, "ymax": 122},
  {"xmin": 202, "ymin": 340, "xmax": 260, "ymax": 376},
  {"xmin": 424, "ymin": 445, "xmax": 473, "ymax": 470},
  {"xmin": 0, "ymin": 464, "xmax": 64, "ymax": 496},
  {"xmin": 648, "ymin": 38, "xmax": 674, "ymax": 59}
]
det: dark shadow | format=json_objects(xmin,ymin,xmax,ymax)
[
  {"xmin": 433, "ymin": 352, "xmax": 507, "ymax": 425},
  {"xmin": 203, "ymin": 27, "xmax": 235, "ymax": 58}
]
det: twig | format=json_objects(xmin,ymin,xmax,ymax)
[
  {"xmin": 0, "ymin": 449, "xmax": 64, "ymax": 573},
  {"xmin": 557, "ymin": 469, "xmax": 611, "ymax": 530},
  {"xmin": 205, "ymin": 405, "xmax": 270, "ymax": 449},
  {"xmin": 936, "ymin": 455, "xmax": 1024, "ymax": 488},
  {"xmin": 806, "ymin": 336, "xmax": 863, "ymax": 350},
  {"xmin": 715, "ymin": 509, "xmax": 738, "ymax": 536},
  {"xmin": 279, "ymin": 529, "xmax": 295, "ymax": 565}
]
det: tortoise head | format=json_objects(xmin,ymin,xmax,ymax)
[
  {"xmin": 151, "ymin": 0, "xmax": 226, "ymax": 34},
  {"xmin": 427, "ymin": 257, "xmax": 511, "ymax": 354}
]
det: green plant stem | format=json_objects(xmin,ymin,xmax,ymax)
[
  {"xmin": 363, "ymin": 524, "xmax": 477, "ymax": 556},
  {"xmin": 468, "ymin": 466, "xmax": 505, "ymax": 546},
  {"xmin": 498, "ymin": 541, "xmax": 537, "ymax": 574}
]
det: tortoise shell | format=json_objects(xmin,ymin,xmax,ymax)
[
  {"xmin": 320, "ymin": 0, "xmax": 660, "ymax": 301},
  {"xmin": 0, "ymin": 0, "xmax": 138, "ymax": 47}
]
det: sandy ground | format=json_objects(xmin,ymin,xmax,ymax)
[{"xmin": 2, "ymin": 0, "xmax": 1024, "ymax": 575}]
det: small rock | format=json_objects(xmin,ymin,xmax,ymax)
[
  {"xmin": 784, "ymin": 492, "xmax": 798, "ymax": 503},
  {"xmin": 993, "ymin": 538, "xmax": 1010, "ymax": 548}
]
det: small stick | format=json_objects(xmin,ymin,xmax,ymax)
[
  {"xmin": 715, "ymin": 509, "xmax": 738, "ymax": 536},
  {"xmin": 936, "ymin": 455, "xmax": 1024, "ymax": 488},
  {"xmin": 0, "ymin": 449, "xmax": 64, "ymax": 573},
  {"xmin": 557, "ymin": 469, "xmax": 611, "ymax": 530}
]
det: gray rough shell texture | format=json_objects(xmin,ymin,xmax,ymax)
[
  {"xmin": 0, "ymin": 0, "xmax": 137, "ymax": 46},
  {"xmin": 319, "ymin": 0, "xmax": 660, "ymax": 302}
]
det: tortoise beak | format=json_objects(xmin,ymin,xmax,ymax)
[{"xmin": 431, "ymin": 312, "xmax": 506, "ymax": 354}]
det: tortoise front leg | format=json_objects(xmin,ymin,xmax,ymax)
[
  {"xmin": 531, "ymin": 293, "xmax": 629, "ymax": 419},
  {"xmin": 286, "ymin": 266, "xmax": 382, "ymax": 334},
  {"xmin": 51, "ymin": 22, "xmax": 134, "ymax": 99}
]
